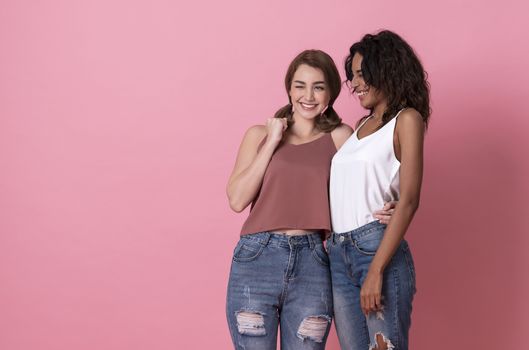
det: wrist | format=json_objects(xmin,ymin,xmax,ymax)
[
  {"xmin": 263, "ymin": 138, "xmax": 281, "ymax": 149},
  {"xmin": 369, "ymin": 262, "xmax": 385, "ymax": 274}
]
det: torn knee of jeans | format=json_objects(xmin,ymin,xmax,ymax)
[
  {"xmin": 296, "ymin": 315, "xmax": 331, "ymax": 343},
  {"xmin": 368, "ymin": 332, "xmax": 395, "ymax": 350},
  {"xmin": 235, "ymin": 310, "xmax": 266, "ymax": 336}
]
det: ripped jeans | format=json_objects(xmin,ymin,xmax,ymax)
[
  {"xmin": 226, "ymin": 232, "xmax": 333, "ymax": 350},
  {"xmin": 328, "ymin": 221, "xmax": 416, "ymax": 350}
]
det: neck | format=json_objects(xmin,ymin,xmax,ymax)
[
  {"xmin": 371, "ymin": 101, "xmax": 388, "ymax": 121},
  {"xmin": 290, "ymin": 113, "xmax": 319, "ymax": 137}
]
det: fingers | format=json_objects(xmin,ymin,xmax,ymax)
[
  {"xmin": 374, "ymin": 201, "xmax": 395, "ymax": 224},
  {"xmin": 361, "ymin": 293, "xmax": 379, "ymax": 316},
  {"xmin": 360, "ymin": 292, "xmax": 369, "ymax": 316},
  {"xmin": 360, "ymin": 278, "xmax": 384, "ymax": 316},
  {"xmin": 267, "ymin": 117, "xmax": 287, "ymax": 128},
  {"xmin": 369, "ymin": 295, "xmax": 376, "ymax": 313},
  {"xmin": 280, "ymin": 117, "xmax": 288, "ymax": 131},
  {"xmin": 374, "ymin": 214, "xmax": 392, "ymax": 224},
  {"xmin": 373, "ymin": 208, "xmax": 395, "ymax": 216},
  {"xmin": 265, "ymin": 118, "xmax": 288, "ymax": 141},
  {"xmin": 384, "ymin": 201, "xmax": 397, "ymax": 210},
  {"xmin": 375, "ymin": 294, "xmax": 382, "ymax": 311},
  {"xmin": 373, "ymin": 206, "xmax": 394, "ymax": 224},
  {"xmin": 361, "ymin": 293, "xmax": 383, "ymax": 316}
]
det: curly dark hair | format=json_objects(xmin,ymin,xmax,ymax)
[
  {"xmin": 345, "ymin": 30, "xmax": 431, "ymax": 128},
  {"xmin": 274, "ymin": 50, "xmax": 342, "ymax": 133}
]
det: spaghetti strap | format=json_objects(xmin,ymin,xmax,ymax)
[{"xmin": 354, "ymin": 115, "xmax": 373, "ymax": 135}]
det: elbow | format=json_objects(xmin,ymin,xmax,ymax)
[
  {"xmin": 226, "ymin": 183, "xmax": 251, "ymax": 213},
  {"xmin": 230, "ymin": 202, "xmax": 245, "ymax": 213},
  {"xmin": 228, "ymin": 195, "xmax": 247, "ymax": 213}
]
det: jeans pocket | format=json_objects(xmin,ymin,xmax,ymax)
[
  {"xmin": 312, "ymin": 244, "xmax": 330, "ymax": 266},
  {"xmin": 233, "ymin": 238, "xmax": 265, "ymax": 263},
  {"xmin": 353, "ymin": 228, "xmax": 384, "ymax": 256}
]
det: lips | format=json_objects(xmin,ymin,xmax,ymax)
[
  {"xmin": 299, "ymin": 102, "xmax": 318, "ymax": 110},
  {"xmin": 355, "ymin": 89, "xmax": 369, "ymax": 97}
]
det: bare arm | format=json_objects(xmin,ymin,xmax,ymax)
[
  {"xmin": 226, "ymin": 119, "xmax": 286, "ymax": 212},
  {"xmin": 360, "ymin": 108, "xmax": 425, "ymax": 315}
]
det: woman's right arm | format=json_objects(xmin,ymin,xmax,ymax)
[{"xmin": 226, "ymin": 119, "xmax": 286, "ymax": 212}]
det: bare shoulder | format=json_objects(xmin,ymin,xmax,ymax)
[
  {"xmin": 331, "ymin": 123, "xmax": 354, "ymax": 150},
  {"xmin": 245, "ymin": 124, "xmax": 266, "ymax": 137},
  {"xmin": 331, "ymin": 123, "xmax": 354, "ymax": 137},
  {"xmin": 237, "ymin": 124, "xmax": 268, "ymax": 155},
  {"xmin": 243, "ymin": 124, "xmax": 267, "ymax": 143},
  {"xmin": 397, "ymin": 108, "xmax": 424, "ymax": 130},
  {"xmin": 395, "ymin": 108, "xmax": 425, "ymax": 157}
]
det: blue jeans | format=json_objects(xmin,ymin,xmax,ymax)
[
  {"xmin": 328, "ymin": 221, "xmax": 416, "ymax": 350},
  {"xmin": 226, "ymin": 232, "xmax": 333, "ymax": 350}
]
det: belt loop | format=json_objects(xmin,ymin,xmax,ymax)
[
  {"xmin": 307, "ymin": 234, "xmax": 315, "ymax": 249},
  {"xmin": 260, "ymin": 232, "xmax": 271, "ymax": 246}
]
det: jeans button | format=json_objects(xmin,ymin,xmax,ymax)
[{"xmin": 339, "ymin": 236, "xmax": 345, "ymax": 242}]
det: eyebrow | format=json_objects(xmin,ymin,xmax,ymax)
[{"xmin": 293, "ymin": 80, "xmax": 326, "ymax": 85}]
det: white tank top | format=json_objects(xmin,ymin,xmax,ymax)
[{"xmin": 330, "ymin": 109, "xmax": 404, "ymax": 233}]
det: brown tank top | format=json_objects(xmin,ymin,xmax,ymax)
[{"xmin": 240, "ymin": 132, "xmax": 337, "ymax": 237}]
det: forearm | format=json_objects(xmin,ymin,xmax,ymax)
[
  {"xmin": 227, "ymin": 141, "xmax": 277, "ymax": 212},
  {"xmin": 369, "ymin": 200, "xmax": 419, "ymax": 273}
]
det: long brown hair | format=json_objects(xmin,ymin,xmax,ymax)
[{"xmin": 274, "ymin": 50, "xmax": 342, "ymax": 132}]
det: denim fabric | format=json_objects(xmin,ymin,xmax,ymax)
[
  {"xmin": 328, "ymin": 221, "xmax": 416, "ymax": 350},
  {"xmin": 226, "ymin": 232, "xmax": 333, "ymax": 350}
]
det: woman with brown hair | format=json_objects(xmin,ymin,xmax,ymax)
[{"xmin": 225, "ymin": 49, "xmax": 395, "ymax": 349}]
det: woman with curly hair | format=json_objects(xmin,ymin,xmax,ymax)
[{"xmin": 328, "ymin": 30, "xmax": 431, "ymax": 350}]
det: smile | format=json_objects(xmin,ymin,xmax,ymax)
[
  {"xmin": 355, "ymin": 90, "xmax": 369, "ymax": 96},
  {"xmin": 300, "ymin": 102, "xmax": 318, "ymax": 110}
]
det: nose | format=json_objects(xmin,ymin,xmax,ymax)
[
  {"xmin": 305, "ymin": 87, "xmax": 315, "ymax": 101},
  {"xmin": 351, "ymin": 76, "xmax": 361, "ymax": 90}
]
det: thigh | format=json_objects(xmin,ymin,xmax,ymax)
[
  {"xmin": 279, "ymin": 244, "xmax": 333, "ymax": 350},
  {"xmin": 328, "ymin": 239, "xmax": 370, "ymax": 350},
  {"xmin": 364, "ymin": 241, "xmax": 416, "ymax": 350},
  {"xmin": 226, "ymin": 237, "xmax": 285, "ymax": 350}
]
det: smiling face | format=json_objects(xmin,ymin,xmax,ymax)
[
  {"xmin": 289, "ymin": 64, "xmax": 331, "ymax": 121},
  {"xmin": 350, "ymin": 53, "xmax": 386, "ymax": 110}
]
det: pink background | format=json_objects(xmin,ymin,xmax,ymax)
[{"xmin": 1, "ymin": 0, "xmax": 528, "ymax": 349}]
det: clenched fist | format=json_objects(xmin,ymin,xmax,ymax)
[{"xmin": 265, "ymin": 117, "xmax": 288, "ymax": 146}]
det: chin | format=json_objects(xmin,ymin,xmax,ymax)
[
  {"xmin": 359, "ymin": 101, "xmax": 369, "ymax": 109},
  {"xmin": 359, "ymin": 99, "xmax": 374, "ymax": 110},
  {"xmin": 295, "ymin": 109, "xmax": 320, "ymax": 120},
  {"xmin": 298, "ymin": 114, "xmax": 318, "ymax": 121}
]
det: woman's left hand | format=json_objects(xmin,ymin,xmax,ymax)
[
  {"xmin": 373, "ymin": 201, "xmax": 397, "ymax": 224},
  {"xmin": 360, "ymin": 269, "xmax": 384, "ymax": 316}
]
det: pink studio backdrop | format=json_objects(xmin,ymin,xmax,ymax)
[{"xmin": 1, "ymin": 0, "xmax": 528, "ymax": 349}]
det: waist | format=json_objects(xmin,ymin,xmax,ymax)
[
  {"xmin": 269, "ymin": 228, "xmax": 320, "ymax": 236},
  {"xmin": 330, "ymin": 189, "xmax": 398, "ymax": 233},
  {"xmin": 241, "ymin": 231, "xmax": 324, "ymax": 248},
  {"xmin": 330, "ymin": 220, "xmax": 387, "ymax": 243}
]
